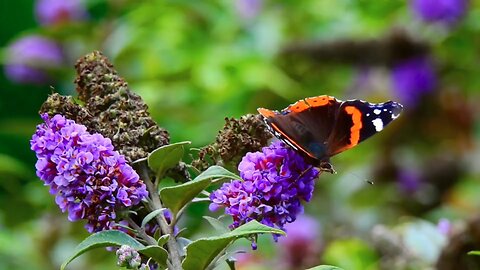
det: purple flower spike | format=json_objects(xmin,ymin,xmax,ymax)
[
  {"xmin": 411, "ymin": 0, "xmax": 468, "ymax": 26},
  {"xmin": 210, "ymin": 141, "xmax": 319, "ymax": 237},
  {"xmin": 391, "ymin": 56, "xmax": 436, "ymax": 108},
  {"xmin": 35, "ymin": 0, "xmax": 88, "ymax": 26},
  {"xmin": 4, "ymin": 35, "xmax": 63, "ymax": 85},
  {"xmin": 31, "ymin": 114, "xmax": 148, "ymax": 232}
]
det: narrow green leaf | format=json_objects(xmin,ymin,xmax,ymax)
[
  {"xmin": 182, "ymin": 220, "xmax": 285, "ymax": 270},
  {"xmin": 306, "ymin": 266, "xmax": 345, "ymax": 270},
  {"xmin": 60, "ymin": 230, "xmax": 145, "ymax": 270},
  {"xmin": 203, "ymin": 216, "xmax": 229, "ymax": 234},
  {"xmin": 468, "ymin": 251, "xmax": 480, "ymax": 256},
  {"xmin": 138, "ymin": 245, "xmax": 168, "ymax": 269},
  {"xmin": 141, "ymin": 208, "xmax": 166, "ymax": 228},
  {"xmin": 157, "ymin": 234, "xmax": 170, "ymax": 246},
  {"xmin": 148, "ymin": 141, "xmax": 191, "ymax": 178},
  {"xmin": 160, "ymin": 166, "xmax": 239, "ymax": 216}
]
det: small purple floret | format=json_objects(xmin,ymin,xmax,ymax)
[
  {"xmin": 210, "ymin": 141, "xmax": 319, "ymax": 238},
  {"xmin": 31, "ymin": 114, "xmax": 148, "ymax": 232}
]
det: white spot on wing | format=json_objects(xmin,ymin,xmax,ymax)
[
  {"xmin": 374, "ymin": 109, "xmax": 381, "ymax": 115},
  {"xmin": 392, "ymin": 113, "xmax": 399, "ymax": 119},
  {"xmin": 372, "ymin": 118, "xmax": 383, "ymax": 131}
]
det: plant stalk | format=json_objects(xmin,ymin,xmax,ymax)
[{"xmin": 139, "ymin": 163, "xmax": 183, "ymax": 270}]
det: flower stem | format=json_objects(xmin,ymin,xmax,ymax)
[{"xmin": 139, "ymin": 163, "xmax": 183, "ymax": 270}]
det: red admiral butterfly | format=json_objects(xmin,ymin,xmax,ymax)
[{"xmin": 258, "ymin": 95, "xmax": 403, "ymax": 173}]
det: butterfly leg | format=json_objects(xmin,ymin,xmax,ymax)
[{"xmin": 319, "ymin": 161, "xmax": 336, "ymax": 174}]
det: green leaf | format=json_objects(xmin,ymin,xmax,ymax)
[
  {"xmin": 306, "ymin": 266, "xmax": 345, "ymax": 270},
  {"xmin": 193, "ymin": 165, "xmax": 242, "ymax": 182},
  {"xmin": 157, "ymin": 234, "xmax": 170, "ymax": 246},
  {"xmin": 60, "ymin": 230, "xmax": 145, "ymax": 270},
  {"xmin": 182, "ymin": 220, "xmax": 285, "ymax": 270},
  {"xmin": 468, "ymin": 251, "xmax": 480, "ymax": 256},
  {"xmin": 160, "ymin": 166, "xmax": 239, "ymax": 216},
  {"xmin": 138, "ymin": 245, "xmax": 168, "ymax": 269},
  {"xmin": 203, "ymin": 216, "xmax": 229, "ymax": 234},
  {"xmin": 148, "ymin": 141, "xmax": 191, "ymax": 178},
  {"xmin": 141, "ymin": 208, "xmax": 166, "ymax": 228}
]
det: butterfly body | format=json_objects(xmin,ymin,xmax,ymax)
[{"xmin": 258, "ymin": 95, "xmax": 403, "ymax": 173}]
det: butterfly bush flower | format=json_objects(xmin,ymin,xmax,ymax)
[
  {"xmin": 35, "ymin": 0, "xmax": 88, "ymax": 26},
  {"xmin": 30, "ymin": 114, "xmax": 148, "ymax": 232},
  {"xmin": 278, "ymin": 215, "xmax": 322, "ymax": 268},
  {"xmin": 391, "ymin": 56, "xmax": 436, "ymax": 108},
  {"xmin": 210, "ymin": 141, "xmax": 319, "ymax": 238},
  {"xmin": 4, "ymin": 35, "xmax": 63, "ymax": 85},
  {"xmin": 411, "ymin": 0, "xmax": 468, "ymax": 26}
]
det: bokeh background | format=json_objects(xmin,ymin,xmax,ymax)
[{"xmin": 1, "ymin": 0, "xmax": 479, "ymax": 269}]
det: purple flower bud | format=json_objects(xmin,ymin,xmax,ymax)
[
  {"xmin": 210, "ymin": 141, "xmax": 319, "ymax": 239},
  {"xmin": 411, "ymin": 0, "xmax": 468, "ymax": 25},
  {"xmin": 4, "ymin": 35, "xmax": 63, "ymax": 85},
  {"xmin": 391, "ymin": 56, "xmax": 436, "ymax": 108},
  {"xmin": 116, "ymin": 245, "xmax": 141, "ymax": 268},
  {"xmin": 31, "ymin": 114, "xmax": 148, "ymax": 232},
  {"xmin": 35, "ymin": 0, "xmax": 88, "ymax": 26}
]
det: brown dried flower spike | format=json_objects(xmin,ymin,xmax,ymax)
[{"xmin": 40, "ymin": 51, "xmax": 170, "ymax": 163}]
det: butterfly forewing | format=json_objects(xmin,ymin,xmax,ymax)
[
  {"xmin": 326, "ymin": 100, "xmax": 403, "ymax": 156},
  {"xmin": 259, "ymin": 96, "xmax": 341, "ymax": 162}
]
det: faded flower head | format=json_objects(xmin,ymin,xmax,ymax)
[
  {"xmin": 4, "ymin": 35, "xmax": 63, "ymax": 85},
  {"xmin": 116, "ymin": 245, "xmax": 141, "ymax": 269},
  {"xmin": 209, "ymin": 141, "xmax": 319, "ymax": 240},
  {"xmin": 411, "ymin": 0, "xmax": 468, "ymax": 25},
  {"xmin": 35, "ymin": 0, "xmax": 88, "ymax": 26},
  {"xmin": 30, "ymin": 113, "xmax": 148, "ymax": 232},
  {"xmin": 391, "ymin": 56, "xmax": 436, "ymax": 107},
  {"xmin": 192, "ymin": 114, "xmax": 272, "ymax": 171}
]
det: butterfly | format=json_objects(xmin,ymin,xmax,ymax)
[{"xmin": 258, "ymin": 95, "xmax": 403, "ymax": 173}]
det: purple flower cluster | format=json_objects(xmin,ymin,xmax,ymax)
[
  {"xmin": 35, "ymin": 0, "xmax": 88, "ymax": 26},
  {"xmin": 391, "ymin": 56, "xmax": 436, "ymax": 107},
  {"xmin": 210, "ymin": 141, "xmax": 319, "ymax": 236},
  {"xmin": 411, "ymin": 0, "xmax": 468, "ymax": 25},
  {"xmin": 4, "ymin": 35, "xmax": 63, "ymax": 85},
  {"xmin": 30, "ymin": 114, "xmax": 148, "ymax": 232}
]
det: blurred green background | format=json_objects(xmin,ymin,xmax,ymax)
[{"xmin": 1, "ymin": 0, "xmax": 479, "ymax": 269}]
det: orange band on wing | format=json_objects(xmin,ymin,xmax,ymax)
[
  {"xmin": 270, "ymin": 123, "xmax": 317, "ymax": 159},
  {"xmin": 305, "ymin": 96, "xmax": 333, "ymax": 107},
  {"xmin": 257, "ymin": 108, "xmax": 276, "ymax": 117},
  {"xmin": 286, "ymin": 100, "xmax": 310, "ymax": 112},
  {"xmin": 344, "ymin": 105, "xmax": 362, "ymax": 147},
  {"xmin": 334, "ymin": 105, "xmax": 362, "ymax": 154}
]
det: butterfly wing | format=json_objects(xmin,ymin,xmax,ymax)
[
  {"xmin": 326, "ymin": 100, "xmax": 403, "ymax": 156},
  {"xmin": 258, "ymin": 95, "xmax": 342, "ymax": 162}
]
